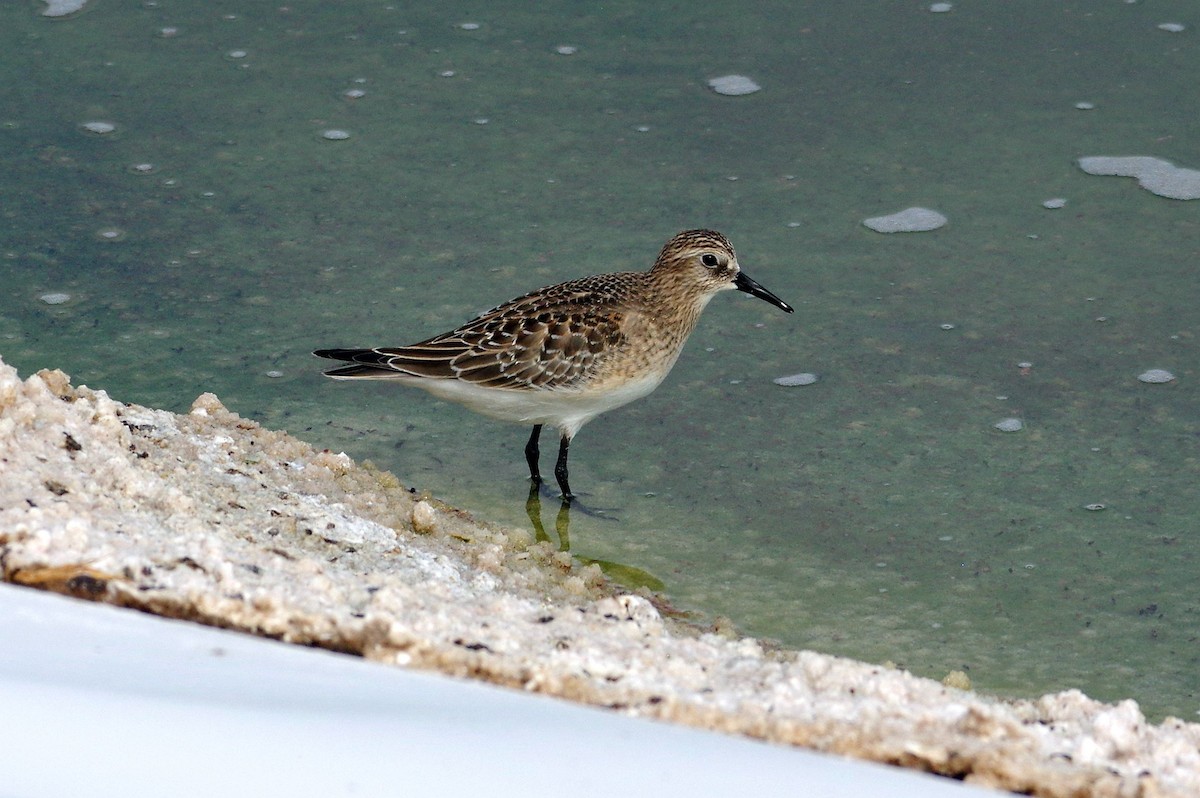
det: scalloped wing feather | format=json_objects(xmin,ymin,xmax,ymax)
[{"xmin": 343, "ymin": 274, "xmax": 640, "ymax": 389}]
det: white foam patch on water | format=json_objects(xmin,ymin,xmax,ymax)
[
  {"xmin": 773, "ymin": 372, "xmax": 819, "ymax": 387},
  {"xmin": 1078, "ymin": 156, "xmax": 1200, "ymax": 200},
  {"xmin": 707, "ymin": 75, "xmax": 761, "ymax": 96},
  {"xmin": 42, "ymin": 0, "xmax": 88, "ymax": 17},
  {"xmin": 1137, "ymin": 369, "xmax": 1175, "ymax": 384},
  {"xmin": 862, "ymin": 207, "xmax": 947, "ymax": 233}
]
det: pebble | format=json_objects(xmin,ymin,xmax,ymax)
[
  {"xmin": 773, "ymin": 372, "xmax": 819, "ymax": 387},
  {"xmin": 862, "ymin": 207, "xmax": 947, "ymax": 233},
  {"xmin": 1084, "ymin": 503, "xmax": 1107, "ymax": 512},
  {"xmin": 1075, "ymin": 102, "xmax": 1095, "ymax": 110},
  {"xmin": 1137, "ymin": 369, "xmax": 1175, "ymax": 384},
  {"xmin": 321, "ymin": 129, "xmax": 351, "ymax": 140},
  {"xmin": 1042, "ymin": 198, "xmax": 1067, "ymax": 209},
  {"xmin": 707, "ymin": 75, "xmax": 761, "ymax": 96},
  {"xmin": 554, "ymin": 45, "xmax": 578, "ymax": 55},
  {"xmin": 929, "ymin": 3, "xmax": 953, "ymax": 12},
  {"xmin": 1157, "ymin": 23, "xmax": 1185, "ymax": 33},
  {"xmin": 39, "ymin": 292, "xmax": 71, "ymax": 305},
  {"xmin": 82, "ymin": 121, "xmax": 116, "ymax": 135},
  {"xmin": 994, "ymin": 418, "xmax": 1024, "ymax": 433}
]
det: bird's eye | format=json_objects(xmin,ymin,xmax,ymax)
[{"xmin": 701, "ymin": 253, "xmax": 720, "ymax": 268}]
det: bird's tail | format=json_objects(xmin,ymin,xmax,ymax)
[{"xmin": 313, "ymin": 348, "xmax": 407, "ymax": 379}]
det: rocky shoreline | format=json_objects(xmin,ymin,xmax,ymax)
[{"xmin": 2, "ymin": 354, "xmax": 1197, "ymax": 797}]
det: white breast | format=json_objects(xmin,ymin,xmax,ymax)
[{"xmin": 405, "ymin": 369, "xmax": 668, "ymax": 439}]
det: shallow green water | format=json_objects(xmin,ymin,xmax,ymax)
[{"xmin": 3, "ymin": 1, "xmax": 1197, "ymax": 719}]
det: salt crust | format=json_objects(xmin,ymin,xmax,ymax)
[{"xmin": 2, "ymin": 354, "xmax": 1199, "ymax": 797}]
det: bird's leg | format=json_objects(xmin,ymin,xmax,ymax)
[
  {"xmin": 534, "ymin": 436, "xmax": 612, "ymax": 520},
  {"xmin": 525, "ymin": 425, "xmax": 543, "ymax": 485},
  {"xmin": 554, "ymin": 434, "xmax": 573, "ymax": 500}
]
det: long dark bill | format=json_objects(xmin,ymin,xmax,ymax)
[{"xmin": 734, "ymin": 271, "xmax": 794, "ymax": 313}]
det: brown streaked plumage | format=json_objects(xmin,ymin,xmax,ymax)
[{"xmin": 314, "ymin": 229, "xmax": 793, "ymax": 499}]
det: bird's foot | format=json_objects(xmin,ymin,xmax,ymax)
[{"xmin": 534, "ymin": 481, "xmax": 617, "ymax": 520}]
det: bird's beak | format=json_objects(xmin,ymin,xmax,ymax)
[{"xmin": 734, "ymin": 271, "xmax": 794, "ymax": 313}]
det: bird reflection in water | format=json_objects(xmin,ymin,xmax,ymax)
[{"xmin": 522, "ymin": 487, "xmax": 665, "ymax": 593}]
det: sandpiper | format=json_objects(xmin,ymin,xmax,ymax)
[{"xmin": 314, "ymin": 229, "xmax": 793, "ymax": 499}]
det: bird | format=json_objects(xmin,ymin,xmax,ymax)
[{"xmin": 314, "ymin": 229, "xmax": 793, "ymax": 500}]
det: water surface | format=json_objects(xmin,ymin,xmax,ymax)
[{"xmin": 3, "ymin": 1, "xmax": 1197, "ymax": 719}]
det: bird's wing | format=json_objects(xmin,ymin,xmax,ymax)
[{"xmin": 332, "ymin": 277, "xmax": 636, "ymax": 389}]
